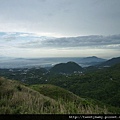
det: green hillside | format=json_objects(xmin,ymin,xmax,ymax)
[
  {"xmin": 30, "ymin": 84, "xmax": 110, "ymax": 114},
  {"xmin": 0, "ymin": 77, "xmax": 109, "ymax": 114},
  {"xmin": 46, "ymin": 63, "xmax": 120, "ymax": 113},
  {"xmin": 50, "ymin": 61, "xmax": 83, "ymax": 74},
  {"xmin": 30, "ymin": 84, "xmax": 90, "ymax": 105}
]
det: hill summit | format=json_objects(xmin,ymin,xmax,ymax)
[{"xmin": 50, "ymin": 61, "xmax": 83, "ymax": 74}]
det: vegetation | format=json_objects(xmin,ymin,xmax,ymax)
[
  {"xmin": 45, "ymin": 63, "xmax": 120, "ymax": 113},
  {"xmin": 0, "ymin": 57, "xmax": 120, "ymax": 114},
  {"xmin": 0, "ymin": 77, "xmax": 109, "ymax": 114}
]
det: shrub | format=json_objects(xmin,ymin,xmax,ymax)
[{"xmin": 16, "ymin": 85, "xmax": 22, "ymax": 91}]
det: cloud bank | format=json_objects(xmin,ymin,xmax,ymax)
[
  {"xmin": 0, "ymin": 32, "xmax": 120, "ymax": 58},
  {"xmin": 16, "ymin": 34, "xmax": 120, "ymax": 49}
]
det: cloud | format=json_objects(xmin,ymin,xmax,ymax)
[
  {"xmin": 17, "ymin": 34, "xmax": 120, "ymax": 49},
  {"xmin": 0, "ymin": 32, "xmax": 16, "ymax": 41},
  {"xmin": 0, "ymin": 32, "xmax": 120, "ymax": 58},
  {"xmin": 1, "ymin": 32, "xmax": 120, "ymax": 49}
]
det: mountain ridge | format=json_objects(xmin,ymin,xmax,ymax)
[
  {"xmin": 0, "ymin": 56, "xmax": 106, "ymax": 68},
  {"xmin": 98, "ymin": 57, "xmax": 120, "ymax": 67}
]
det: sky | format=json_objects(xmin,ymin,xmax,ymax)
[{"xmin": 0, "ymin": 0, "xmax": 120, "ymax": 58}]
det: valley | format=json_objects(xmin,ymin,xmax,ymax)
[{"xmin": 0, "ymin": 56, "xmax": 120, "ymax": 114}]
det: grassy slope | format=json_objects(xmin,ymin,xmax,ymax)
[
  {"xmin": 0, "ymin": 77, "xmax": 59, "ymax": 114},
  {"xmin": 30, "ymin": 84, "xmax": 110, "ymax": 114},
  {"xmin": 30, "ymin": 84, "xmax": 85, "ymax": 102},
  {"xmin": 0, "ymin": 77, "xmax": 109, "ymax": 114}
]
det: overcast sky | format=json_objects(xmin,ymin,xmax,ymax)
[{"xmin": 0, "ymin": 0, "xmax": 120, "ymax": 58}]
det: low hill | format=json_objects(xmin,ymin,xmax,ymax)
[
  {"xmin": 0, "ymin": 77, "xmax": 109, "ymax": 114},
  {"xmin": 50, "ymin": 61, "xmax": 83, "ymax": 74}
]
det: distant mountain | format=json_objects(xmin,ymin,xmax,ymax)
[
  {"xmin": 81, "ymin": 56, "xmax": 106, "ymax": 62},
  {"xmin": 99, "ymin": 57, "xmax": 120, "ymax": 67},
  {"xmin": 50, "ymin": 61, "xmax": 83, "ymax": 74},
  {"xmin": 0, "ymin": 56, "xmax": 106, "ymax": 68}
]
